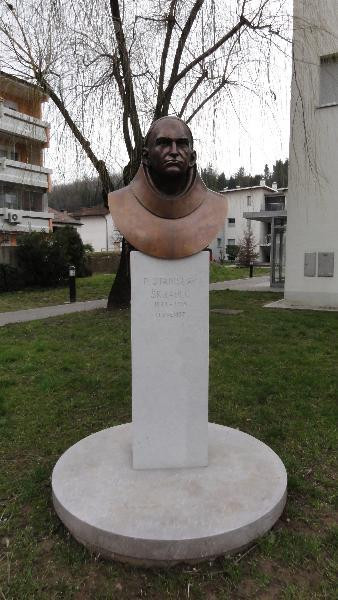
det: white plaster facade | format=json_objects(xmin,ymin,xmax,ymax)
[
  {"xmin": 210, "ymin": 184, "xmax": 285, "ymax": 262},
  {"xmin": 70, "ymin": 207, "xmax": 121, "ymax": 252},
  {"xmin": 284, "ymin": 0, "xmax": 338, "ymax": 307}
]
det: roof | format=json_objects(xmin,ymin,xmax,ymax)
[
  {"xmin": 220, "ymin": 185, "xmax": 278, "ymax": 194},
  {"xmin": 0, "ymin": 70, "xmax": 48, "ymax": 101},
  {"xmin": 70, "ymin": 205, "xmax": 109, "ymax": 218},
  {"xmin": 48, "ymin": 207, "xmax": 82, "ymax": 226}
]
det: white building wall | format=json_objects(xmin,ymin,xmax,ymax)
[
  {"xmin": 77, "ymin": 214, "xmax": 119, "ymax": 252},
  {"xmin": 285, "ymin": 0, "xmax": 338, "ymax": 307}
]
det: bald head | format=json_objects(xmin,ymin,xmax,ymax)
[
  {"xmin": 144, "ymin": 116, "xmax": 194, "ymax": 148},
  {"xmin": 142, "ymin": 117, "xmax": 196, "ymax": 195}
]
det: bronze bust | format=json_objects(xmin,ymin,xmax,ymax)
[{"xmin": 108, "ymin": 116, "xmax": 227, "ymax": 259}]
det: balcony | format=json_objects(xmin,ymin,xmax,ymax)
[
  {"xmin": 0, "ymin": 158, "xmax": 52, "ymax": 189},
  {"xmin": 0, "ymin": 209, "xmax": 51, "ymax": 234},
  {"xmin": 265, "ymin": 202, "xmax": 285, "ymax": 211},
  {"xmin": 0, "ymin": 102, "xmax": 49, "ymax": 144}
]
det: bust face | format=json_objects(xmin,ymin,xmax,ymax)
[{"xmin": 142, "ymin": 118, "xmax": 196, "ymax": 180}]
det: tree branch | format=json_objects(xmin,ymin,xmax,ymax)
[
  {"xmin": 110, "ymin": 52, "xmax": 133, "ymax": 158},
  {"xmin": 155, "ymin": 0, "xmax": 177, "ymax": 116},
  {"xmin": 109, "ymin": 0, "xmax": 143, "ymax": 153},
  {"xmin": 178, "ymin": 69, "xmax": 207, "ymax": 117},
  {"xmin": 176, "ymin": 16, "xmax": 247, "ymax": 87},
  {"xmin": 37, "ymin": 74, "xmax": 114, "ymax": 203},
  {"xmin": 186, "ymin": 76, "xmax": 230, "ymax": 124},
  {"xmin": 158, "ymin": 0, "xmax": 205, "ymax": 116}
]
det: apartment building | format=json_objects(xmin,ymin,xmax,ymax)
[
  {"xmin": 210, "ymin": 181, "xmax": 287, "ymax": 264},
  {"xmin": 0, "ymin": 71, "xmax": 52, "ymax": 248},
  {"xmin": 284, "ymin": 0, "xmax": 338, "ymax": 307}
]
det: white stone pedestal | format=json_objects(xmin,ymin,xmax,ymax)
[
  {"xmin": 52, "ymin": 423, "xmax": 287, "ymax": 566},
  {"xmin": 130, "ymin": 251, "xmax": 209, "ymax": 469},
  {"xmin": 52, "ymin": 250, "xmax": 288, "ymax": 566}
]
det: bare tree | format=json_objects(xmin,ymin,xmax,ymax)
[{"xmin": 0, "ymin": 0, "xmax": 291, "ymax": 306}]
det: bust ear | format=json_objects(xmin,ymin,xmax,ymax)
[
  {"xmin": 142, "ymin": 146, "xmax": 149, "ymax": 166},
  {"xmin": 189, "ymin": 149, "xmax": 197, "ymax": 168}
]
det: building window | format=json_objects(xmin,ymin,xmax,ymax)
[
  {"xmin": 227, "ymin": 238, "xmax": 236, "ymax": 245},
  {"xmin": 0, "ymin": 193, "xmax": 18, "ymax": 209},
  {"xmin": 228, "ymin": 218, "xmax": 235, "ymax": 226},
  {"xmin": 217, "ymin": 237, "xmax": 222, "ymax": 248},
  {"xmin": 3, "ymin": 99, "xmax": 18, "ymax": 111},
  {"xmin": 0, "ymin": 146, "xmax": 18, "ymax": 161},
  {"xmin": 319, "ymin": 53, "xmax": 338, "ymax": 106},
  {"xmin": 247, "ymin": 195, "xmax": 252, "ymax": 206}
]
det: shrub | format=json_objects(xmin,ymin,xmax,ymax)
[
  {"xmin": 0, "ymin": 264, "xmax": 24, "ymax": 292},
  {"xmin": 16, "ymin": 228, "xmax": 91, "ymax": 288},
  {"xmin": 226, "ymin": 244, "xmax": 239, "ymax": 262},
  {"xmin": 53, "ymin": 226, "xmax": 91, "ymax": 277},
  {"xmin": 17, "ymin": 232, "xmax": 66, "ymax": 287}
]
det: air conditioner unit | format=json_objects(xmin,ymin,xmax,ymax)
[{"xmin": 7, "ymin": 210, "xmax": 22, "ymax": 224}]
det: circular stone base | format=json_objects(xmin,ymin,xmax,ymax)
[{"xmin": 52, "ymin": 423, "xmax": 287, "ymax": 565}]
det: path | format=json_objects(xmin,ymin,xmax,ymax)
[
  {"xmin": 210, "ymin": 275, "xmax": 281, "ymax": 292},
  {"xmin": 0, "ymin": 299, "xmax": 106, "ymax": 327},
  {"xmin": 0, "ymin": 277, "xmax": 280, "ymax": 327}
]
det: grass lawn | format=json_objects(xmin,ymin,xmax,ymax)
[
  {"xmin": 0, "ymin": 274, "xmax": 114, "ymax": 313},
  {"xmin": 0, "ymin": 291, "xmax": 337, "ymax": 599},
  {"xmin": 209, "ymin": 263, "xmax": 269, "ymax": 283},
  {"xmin": 0, "ymin": 266, "xmax": 269, "ymax": 312}
]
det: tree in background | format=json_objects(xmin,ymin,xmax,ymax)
[
  {"xmin": 0, "ymin": 0, "xmax": 291, "ymax": 306},
  {"xmin": 17, "ymin": 228, "xmax": 89, "ymax": 287},
  {"xmin": 200, "ymin": 165, "xmax": 227, "ymax": 192},
  {"xmin": 264, "ymin": 163, "xmax": 271, "ymax": 183},
  {"xmin": 53, "ymin": 226, "xmax": 90, "ymax": 277},
  {"xmin": 49, "ymin": 176, "xmax": 122, "ymax": 212},
  {"xmin": 271, "ymin": 159, "xmax": 289, "ymax": 188},
  {"xmin": 236, "ymin": 228, "xmax": 258, "ymax": 266}
]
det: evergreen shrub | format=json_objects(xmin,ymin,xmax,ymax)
[
  {"xmin": 0, "ymin": 264, "xmax": 23, "ymax": 292},
  {"xmin": 16, "ymin": 227, "xmax": 91, "ymax": 288},
  {"xmin": 226, "ymin": 244, "xmax": 240, "ymax": 262}
]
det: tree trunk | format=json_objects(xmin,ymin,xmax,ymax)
[
  {"xmin": 107, "ymin": 237, "xmax": 131, "ymax": 309},
  {"xmin": 106, "ymin": 157, "xmax": 140, "ymax": 309}
]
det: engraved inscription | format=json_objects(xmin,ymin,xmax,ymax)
[{"xmin": 143, "ymin": 275, "xmax": 198, "ymax": 319}]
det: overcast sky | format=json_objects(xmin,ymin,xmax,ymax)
[{"xmin": 45, "ymin": 0, "xmax": 293, "ymax": 185}]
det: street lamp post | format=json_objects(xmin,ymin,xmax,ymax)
[{"xmin": 69, "ymin": 265, "xmax": 76, "ymax": 303}]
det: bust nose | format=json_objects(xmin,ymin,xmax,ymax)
[{"xmin": 169, "ymin": 141, "xmax": 178, "ymax": 156}]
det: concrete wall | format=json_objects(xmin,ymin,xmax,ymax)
[
  {"xmin": 77, "ymin": 214, "xmax": 120, "ymax": 252},
  {"xmin": 285, "ymin": 0, "xmax": 338, "ymax": 306},
  {"xmin": 87, "ymin": 252, "xmax": 120, "ymax": 274}
]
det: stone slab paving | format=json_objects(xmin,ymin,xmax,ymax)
[
  {"xmin": 0, "ymin": 299, "xmax": 107, "ymax": 327},
  {"xmin": 265, "ymin": 298, "xmax": 338, "ymax": 312}
]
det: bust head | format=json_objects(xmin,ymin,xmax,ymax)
[
  {"xmin": 108, "ymin": 115, "xmax": 227, "ymax": 259},
  {"xmin": 142, "ymin": 116, "xmax": 197, "ymax": 196}
]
